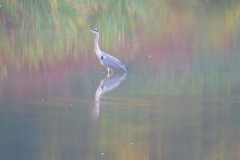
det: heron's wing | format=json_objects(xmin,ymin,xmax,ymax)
[
  {"xmin": 95, "ymin": 73, "xmax": 127, "ymax": 101},
  {"xmin": 101, "ymin": 73, "xmax": 127, "ymax": 91},
  {"xmin": 101, "ymin": 53, "xmax": 128, "ymax": 71}
]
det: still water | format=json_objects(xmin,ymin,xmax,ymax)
[{"xmin": 1, "ymin": 0, "xmax": 240, "ymax": 160}]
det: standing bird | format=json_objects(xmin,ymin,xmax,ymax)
[{"xmin": 89, "ymin": 29, "xmax": 128, "ymax": 76}]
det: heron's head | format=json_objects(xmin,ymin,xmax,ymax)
[{"xmin": 89, "ymin": 29, "xmax": 99, "ymax": 34}]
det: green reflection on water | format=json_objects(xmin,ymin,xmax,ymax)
[{"xmin": 1, "ymin": 0, "xmax": 240, "ymax": 76}]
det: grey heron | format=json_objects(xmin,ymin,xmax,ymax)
[{"xmin": 89, "ymin": 29, "xmax": 128, "ymax": 75}]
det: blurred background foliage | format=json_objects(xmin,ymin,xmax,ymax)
[{"xmin": 0, "ymin": 0, "xmax": 240, "ymax": 95}]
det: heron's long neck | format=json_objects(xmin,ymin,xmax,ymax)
[{"xmin": 95, "ymin": 33, "xmax": 101, "ymax": 58}]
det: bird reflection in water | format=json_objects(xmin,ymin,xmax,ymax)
[{"xmin": 92, "ymin": 73, "xmax": 128, "ymax": 119}]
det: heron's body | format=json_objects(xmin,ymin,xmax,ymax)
[
  {"xmin": 100, "ymin": 53, "xmax": 128, "ymax": 71},
  {"xmin": 90, "ymin": 29, "xmax": 128, "ymax": 75}
]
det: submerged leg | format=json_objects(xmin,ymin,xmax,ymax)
[
  {"xmin": 110, "ymin": 69, "xmax": 113, "ymax": 76},
  {"xmin": 107, "ymin": 68, "xmax": 110, "ymax": 77}
]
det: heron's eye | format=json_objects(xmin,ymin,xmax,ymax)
[{"xmin": 100, "ymin": 56, "xmax": 104, "ymax": 60}]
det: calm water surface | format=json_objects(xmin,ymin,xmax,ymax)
[{"xmin": 1, "ymin": 1, "xmax": 240, "ymax": 160}]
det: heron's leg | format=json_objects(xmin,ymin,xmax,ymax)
[
  {"xmin": 110, "ymin": 69, "xmax": 113, "ymax": 76},
  {"xmin": 107, "ymin": 68, "xmax": 110, "ymax": 77}
]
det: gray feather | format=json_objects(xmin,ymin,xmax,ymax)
[{"xmin": 100, "ymin": 53, "xmax": 128, "ymax": 71}]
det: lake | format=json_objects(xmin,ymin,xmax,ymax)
[{"xmin": 0, "ymin": 0, "xmax": 240, "ymax": 159}]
